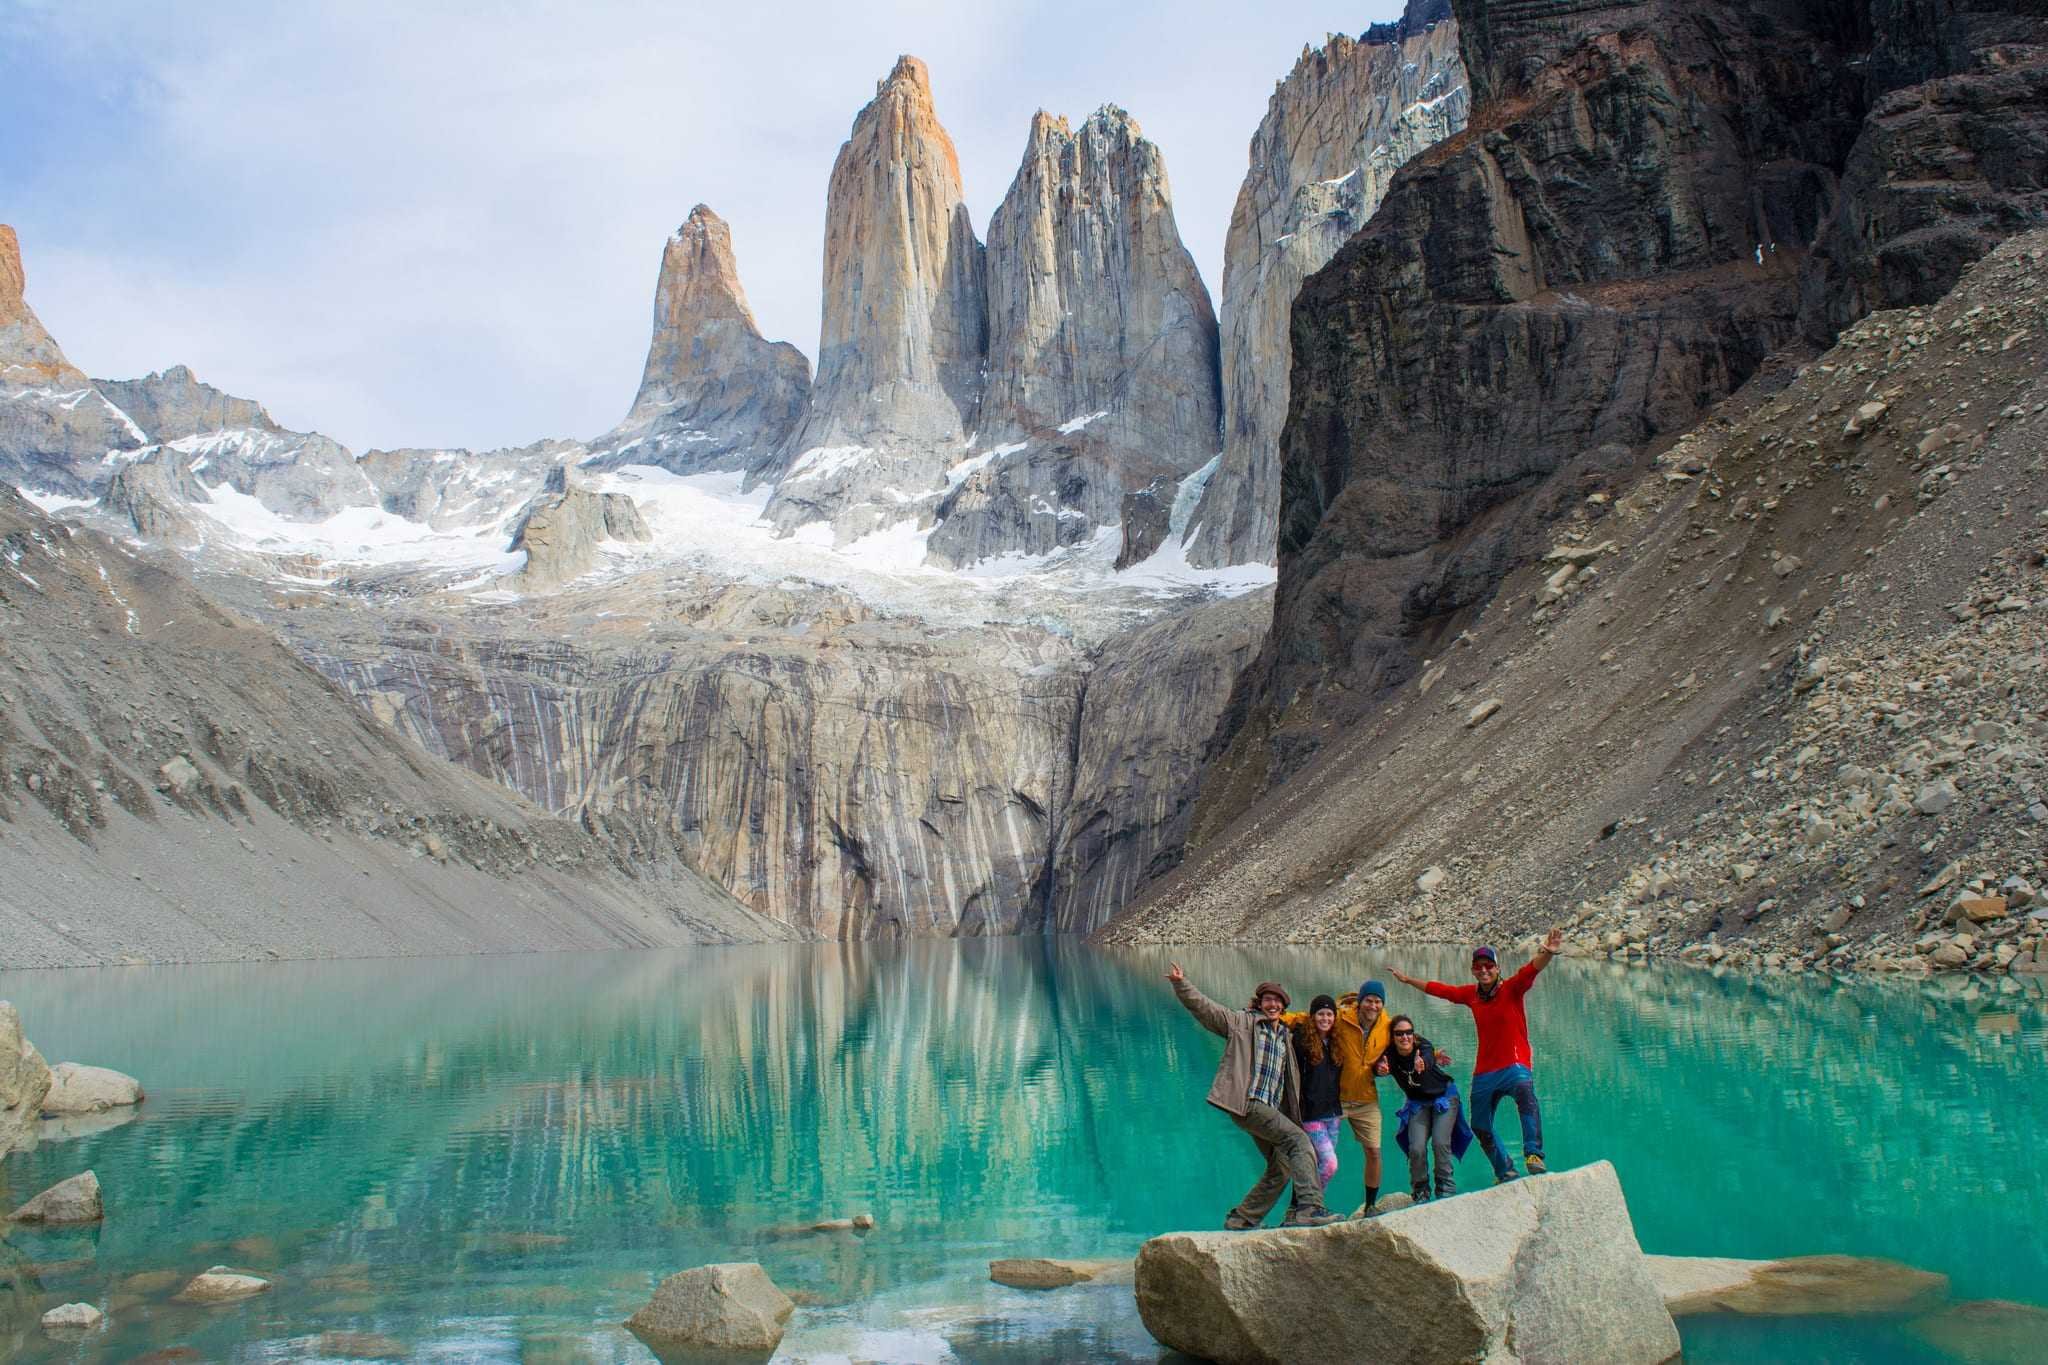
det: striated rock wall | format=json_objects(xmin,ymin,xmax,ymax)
[
  {"xmin": 1185, "ymin": 2, "xmax": 1469, "ymax": 568},
  {"xmin": 766, "ymin": 56, "xmax": 988, "ymax": 541},
  {"xmin": 583, "ymin": 205, "xmax": 812, "ymax": 478},
  {"xmin": 291, "ymin": 577, "xmax": 1264, "ymax": 939}
]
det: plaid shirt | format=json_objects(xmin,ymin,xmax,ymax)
[{"xmin": 1246, "ymin": 1014, "xmax": 1289, "ymax": 1107}]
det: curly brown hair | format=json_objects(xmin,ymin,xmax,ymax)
[{"xmin": 1297, "ymin": 1000, "xmax": 1340, "ymax": 1065}]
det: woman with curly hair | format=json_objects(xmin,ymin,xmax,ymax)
[{"xmin": 1292, "ymin": 994, "xmax": 1346, "ymax": 1189}]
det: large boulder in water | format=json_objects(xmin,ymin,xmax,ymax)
[
  {"xmin": 0, "ymin": 1002, "xmax": 53, "ymax": 1158},
  {"xmin": 626, "ymin": 1262, "xmax": 794, "ymax": 1355},
  {"xmin": 1134, "ymin": 1160, "xmax": 1679, "ymax": 1365},
  {"xmin": 41, "ymin": 1063, "xmax": 144, "ymax": 1115}
]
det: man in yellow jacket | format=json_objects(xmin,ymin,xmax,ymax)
[{"xmin": 1285, "ymin": 979, "xmax": 1393, "ymax": 1212}]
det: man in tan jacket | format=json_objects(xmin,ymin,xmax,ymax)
[{"xmin": 1167, "ymin": 963, "xmax": 1342, "ymax": 1229}]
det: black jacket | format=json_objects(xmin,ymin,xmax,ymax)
[{"xmin": 1383, "ymin": 1036, "xmax": 1453, "ymax": 1103}]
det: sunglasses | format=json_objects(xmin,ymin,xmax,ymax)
[{"xmin": 1391, "ymin": 1029, "xmax": 1415, "ymax": 1037}]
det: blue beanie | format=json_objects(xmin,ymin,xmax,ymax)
[{"xmin": 1360, "ymin": 980, "xmax": 1386, "ymax": 1002}]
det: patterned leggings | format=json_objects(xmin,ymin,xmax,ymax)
[{"xmin": 1301, "ymin": 1116, "xmax": 1342, "ymax": 1186}]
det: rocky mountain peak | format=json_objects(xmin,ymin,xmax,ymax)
[
  {"xmin": 1183, "ymin": 5, "xmax": 1468, "ymax": 567},
  {"xmin": 583, "ymin": 202, "xmax": 810, "ymax": 477},
  {"xmin": 763, "ymin": 53, "xmax": 988, "ymax": 538},
  {"xmin": 0, "ymin": 223, "xmax": 87, "ymax": 386},
  {"xmin": 95, "ymin": 365, "xmax": 279, "ymax": 444}
]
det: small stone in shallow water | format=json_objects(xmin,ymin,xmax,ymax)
[
  {"xmin": 173, "ymin": 1267, "xmax": 272, "ymax": 1303},
  {"xmin": 41, "ymin": 1302, "xmax": 103, "ymax": 1331}
]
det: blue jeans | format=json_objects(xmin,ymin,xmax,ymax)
[{"xmin": 1469, "ymin": 1065, "xmax": 1542, "ymax": 1179}]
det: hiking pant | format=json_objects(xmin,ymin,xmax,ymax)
[
  {"xmin": 1228, "ymin": 1100, "xmax": 1328, "ymax": 1222},
  {"xmin": 1302, "ymin": 1116, "xmax": 1342, "ymax": 1186},
  {"xmin": 1404, "ymin": 1102, "xmax": 1458, "ymax": 1196},
  {"xmin": 1469, "ymin": 1065, "xmax": 1542, "ymax": 1180}
]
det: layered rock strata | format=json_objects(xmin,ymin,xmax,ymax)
[
  {"xmin": 291, "ymin": 579, "xmax": 1265, "ymax": 938},
  {"xmin": 583, "ymin": 205, "xmax": 811, "ymax": 478},
  {"xmin": 766, "ymin": 56, "xmax": 987, "ymax": 541},
  {"xmin": 1184, "ymin": 2, "xmax": 1469, "ymax": 567}
]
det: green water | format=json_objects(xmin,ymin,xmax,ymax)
[{"xmin": 1, "ymin": 942, "xmax": 2043, "ymax": 1362}]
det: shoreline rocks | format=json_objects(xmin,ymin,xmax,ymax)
[
  {"xmin": 626, "ymin": 1262, "xmax": 795, "ymax": 1356},
  {"xmin": 1135, "ymin": 1160, "xmax": 1679, "ymax": 1364},
  {"xmin": 1, "ymin": 1001, "xmax": 53, "ymax": 1157},
  {"xmin": 41, "ymin": 1302, "xmax": 104, "ymax": 1331}
]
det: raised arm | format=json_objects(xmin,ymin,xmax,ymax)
[
  {"xmin": 1514, "ymin": 928, "xmax": 1567, "ymax": 992},
  {"xmin": 1388, "ymin": 965, "xmax": 1464, "ymax": 1003},
  {"xmin": 1165, "ymin": 962, "xmax": 1231, "ymax": 1037}
]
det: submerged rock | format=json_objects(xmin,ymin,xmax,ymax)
[
  {"xmin": 41, "ymin": 1062, "xmax": 144, "ymax": 1115},
  {"xmin": 1647, "ymin": 1252, "xmax": 1949, "ymax": 1317},
  {"xmin": 40, "ymin": 1302, "xmax": 103, "ymax": 1331},
  {"xmin": 0, "ymin": 1001, "xmax": 53, "ymax": 1158},
  {"xmin": 988, "ymin": 1257, "xmax": 1130, "ymax": 1289},
  {"xmin": 1910, "ymin": 1298, "xmax": 2048, "ymax": 1364},
  {"xmin": 626, "ymin": 1262, "xmax": 794, "ymax": 1355},
  {"xmin": 172, "ymin": 1267, "xmax": 272, "ymax": 1303},
  {"xmin": 10, "ymin": 1170, "xmax": 102, "ymax": 1224},
  {"xmin": 1134, "ymin": 1160, "xmax": 1677, "ymax": 1365}
]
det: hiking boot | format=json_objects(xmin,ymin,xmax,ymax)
[
  {"xmin": 1411, "ymin": 1184, "xmax": 1431, "ymax": 1204},
  {"xmin": 1435, "ymin": 1181, "xmax": 1456, "ymax": 1200},
  {"xmin": 1494, "ymin": 1168, "xmax": 1521, "ymax": 1186},
  {"xmin": 1524, "ymin": 1154, "xmax": 1548, "ymax": 1175},
  {"xmin": 1223, "ymin": 1214, "xmax": 1259, "ymax": 1231},
  {"xmin": 1282, "ymin": 1208, "xmax": 1343, "ymax": 1228}
]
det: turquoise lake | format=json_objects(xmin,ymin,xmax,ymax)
[{"xmin": 2, "ymin": 942, "xmax": 2044, "ymax": 1362}]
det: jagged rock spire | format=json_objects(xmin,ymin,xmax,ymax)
[
  {"xmin": 788, "ymin": 54, "xmax": 988, "ymax": 456},
  {"xmin": 0, "ymin": 224, "xmax": 88, "ymax": 386},
  {"xmin": 585, "ymin": 204, "xmax": 810, "ymax": 477},
  {"xmin": 980, "ymin": 104, "xmax": 1220, "ymax": 461}
]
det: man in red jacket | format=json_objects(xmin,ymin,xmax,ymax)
[{"xmin": 1387, "ymin": 926, "xmax": 1563, "ymax": 1184}]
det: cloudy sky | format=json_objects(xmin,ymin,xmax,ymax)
[{"xmin": 4, "ymin": 1, "xmax": 1402, "ymax": 453}]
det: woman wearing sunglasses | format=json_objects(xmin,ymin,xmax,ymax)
[{"xmin": 1375, "ymin": 1014, "xmax": 1473, "ymax": 1203}]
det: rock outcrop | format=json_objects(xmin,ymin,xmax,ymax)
[
  {"xmin": 1185, "ymin": 1, "xmax": 1468, "ymax": 568},
  {"xmin": 583, "ymin": 205, "xmax": 811, "ymax": 478},
  {"xmin": 508, "ymin": 465, "xmax": 651, "ymax": 589},
  {"xmin": 40, "ymin": 1062, "xmax": 144, "ymax": 1115},
  {"xmin": 1134, "ymin": 1161, "xmax": 1680, "ymax": 1365},
  {"xmin": 766, "ymin": 56, "xmax": 987, "ymax": 540},
  {"xmin": 0, "ymin": 1001, "xmax": 52, "ymax": 1157},
  {"xmin": 94, "ymin": 365, "xmax": 278, "ymax": 444},
  {"xmin": 626, "ymin": 1262, "xmax": 795, "ymax": 1355},
  {"xmin": 10, "ymin": 1170, "xmax": 103, "ymax": 1223},
  {"xmin": 925, "ymin": 107, "xmax": 1219, "ymax": 568}
]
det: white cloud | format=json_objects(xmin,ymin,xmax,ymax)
[{"xmin": 9, "ymin": 0, "xmax": 1400, "ymax": 453}]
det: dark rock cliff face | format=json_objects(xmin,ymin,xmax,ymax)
[{"xmin": 1195, "ymin": 0, "xmax": 2048, "ymax": 824}]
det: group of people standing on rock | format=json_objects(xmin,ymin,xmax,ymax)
[{"xmin": 1164, "ymin": 927, "xmax": 1565, "ymax": 1227}]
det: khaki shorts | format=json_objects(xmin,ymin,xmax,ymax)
[{"xmin": 1342, "ymin": 1099, "xmax": 1381, "ymax": 1146}]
